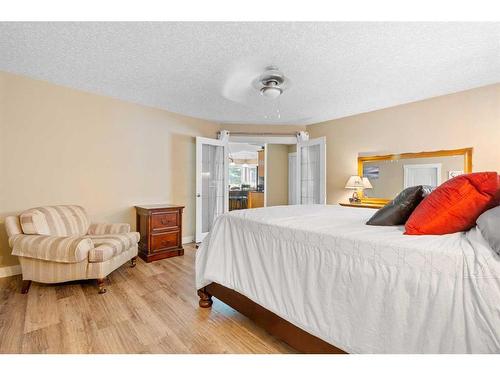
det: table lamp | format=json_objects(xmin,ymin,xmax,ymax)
[{"xmin": 345, "ymin": 175, "xmax": 373, "ymax": 203}]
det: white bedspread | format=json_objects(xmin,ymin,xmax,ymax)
[{"xmin": 196, "ymin": 205, "xmax": 500, "ymax": 353}]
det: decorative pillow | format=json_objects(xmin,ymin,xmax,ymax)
[
  {"xmin": 366, "ymin": 185, "xmax": 433, "ymax": 226},
  {"xmin": 20, "ymin": 205, "xmax": 90, "ymax": 236},
  {"xmin": 405, "ymin": 172, "xmax": 500, "ymax": 235},
  {"xmin": 477, "ymin": 205, "xmax": 500, "ymax": 255}
]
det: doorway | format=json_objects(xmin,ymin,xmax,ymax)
[
  {"xmin": 195, "ymin": 133, "xmax": 326, "ymax": 242},
  {"xmin": 228, "ymin": 143, "xmax": 264, "ymax": 211}
]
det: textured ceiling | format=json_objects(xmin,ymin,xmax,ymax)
[{"xmin": 0, "ymin": 22, "xmax": 499, "ymax": 125}]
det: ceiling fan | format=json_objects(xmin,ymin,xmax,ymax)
[
  {"xmin": 221, "ymin": 64, "xmax": 291, "ymax": 105},
  {"xmin": 252, "ymin": 66, "xmax": 290, "ymax": 99}
]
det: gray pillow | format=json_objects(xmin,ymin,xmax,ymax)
[{"xmin": 477, "ymin": 205, "xmax": 500, "ymax": 255}]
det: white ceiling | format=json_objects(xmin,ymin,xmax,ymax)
[
  {"xmin": 228, "ymin": 143, "xmax": 261, "ymax": 160},
  {"xmin": 0, "ymin": 22, "xmax": 499, "ymax": 125}
]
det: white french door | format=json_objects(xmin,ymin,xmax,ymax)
[
  {"xmin": 195, "ymin": 137, "xmax": 229, "ymax": 243},
  {"xmin": 296, "ymin": 136, "xmax": 326, "ymax": 204}
]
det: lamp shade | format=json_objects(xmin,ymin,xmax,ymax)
[
  {"xmin": 345, "ymin": 175, "xmax": 364, "ymax": 189},
  {"xmin": 362, "ymin": 177, "xmax": 373, "ymax": 189}
]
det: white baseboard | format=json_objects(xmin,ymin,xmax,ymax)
[
  {"xmin": 0, "ymin": 264, "xmax": 21, "ymax": 278},
  {"xmin": 182, "ymin": 235, "xmax": 194, "ymax": 244}
]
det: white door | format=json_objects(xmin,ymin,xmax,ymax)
[
  {"xmin": 195, "ymin": 137, "xmax": 229, "ymax": 243},
  {"xmin": 403, "ymin": 163, "xmax": 442, "ymax": 189},
  {"xmin": 296, "ymin": 137, "xmax": 326, "ymax": 204},
  {"xmin": 288, "ymin": 152, "xmax": 297, "ymax": 205}
]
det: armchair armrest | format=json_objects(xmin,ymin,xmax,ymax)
[
  {"xmin": 87, "ymin": 223, "xmax": 131, "ymax": 235},
  {"xmin": 10, "ymin": 234, "xmax": 93, "ymax": 263}
]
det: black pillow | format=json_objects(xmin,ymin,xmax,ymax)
[{"xmin": 366, "ymin": 185, "xmax": 434, "ymax": 226}]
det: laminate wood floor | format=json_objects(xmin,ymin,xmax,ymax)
[{"xmin": 0, "ymin": 244, "xmax": 296, "ymax": 354}]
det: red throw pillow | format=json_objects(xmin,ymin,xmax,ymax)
[{"xmin": 405, "ymin": 172, "xmax": 500, "ymax": 235}]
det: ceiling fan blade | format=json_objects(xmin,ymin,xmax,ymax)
[{"xmin": 221, "ymin": 63, "xmax": 262, "ymax": 103}]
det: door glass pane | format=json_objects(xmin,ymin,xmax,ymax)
[
  {"xmin": 300, "ymin": 144, "xmax": 321, "ymax": 204},
  {"xmin": 202, "ymin": 143, "xmax": 225, "ymax": 233}
]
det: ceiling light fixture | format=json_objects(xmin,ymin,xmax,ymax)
[
  {"xmin": 256, "ymin": 66, "xmax": 289, "ymax": 99},
  {"xmin": 260, "ymin": 80, "xmax": 283, "ymax": 98}
]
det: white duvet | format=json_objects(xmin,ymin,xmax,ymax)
[{"xmin": 196, "ymin": 205, "xmax": 500, "ymax": 353}]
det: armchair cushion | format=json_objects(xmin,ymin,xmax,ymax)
[
  {"xmin": 10, "ymin": 234, "xmax": 94, "ymax": 263},
  {"xmin": 88, "ymin": 232, "xmax": 140, "ymax": 263},
  {"xmin": 20, "ymin": 205, "xmax": 89, "ymax": 236},
  {"xmin": 87, "ymin": 223, "xmax": 131, "ymax": 235}
]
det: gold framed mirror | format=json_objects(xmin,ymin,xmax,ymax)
[{"xmin": 358, "ymin": 148, "xmax": 473, "ymax": 207}]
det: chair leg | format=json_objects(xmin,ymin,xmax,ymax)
[
  {"xmin": 97, "ymin": 278, "xmax": 107, "ymax": 294},
  {"xmin": 21, "ymin": 280, "xmax": 32, "ymax": 294},
  {"xmin": 130, "ymin": 256, "xmax": 137, "ymax": 268}
]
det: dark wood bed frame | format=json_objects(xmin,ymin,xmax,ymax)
[{"xmin": 198, "ymin": 282, "xmax": 346, "ymax": 354}]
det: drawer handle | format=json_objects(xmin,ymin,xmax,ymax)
[{"xmin": 161, "ymin": 218, "xmax": 169, "ymax": 225}]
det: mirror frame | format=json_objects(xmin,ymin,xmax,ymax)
[{"xmin": 357, "ymin": 147, "xmax": 473, "ymax": 207}]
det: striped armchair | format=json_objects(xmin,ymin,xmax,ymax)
[{"xmin": 5, "ymin": 205, "xmax": 139, "ymax": 294}]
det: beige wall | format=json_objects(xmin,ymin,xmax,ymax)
[
  {"xmin": 308, "ymin": 84, "xmax": 500, "ymax": 205},
  {"xmin": 0, "ymin": 71, "xmax": 220, "ymax": 268},
  {"xmin": 265, "ymin": 144, "xmax": 289, "ymax": 206}
]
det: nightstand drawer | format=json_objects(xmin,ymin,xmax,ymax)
[
  {"xmin": 151, "ymin": 231, "xmax": 179, "ymax": 251},
  {"xmin": 151, "ymin": 211, "xmax": 179, "ymax": 231}
]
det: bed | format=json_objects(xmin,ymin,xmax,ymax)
[{"xmin": 196, "ymin": 205, "xmax": 500, "ymax": 353}]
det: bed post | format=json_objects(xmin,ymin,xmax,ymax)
[{"xmin": 197, "ymin": 287, "xmax": 213, "ymax": 308}]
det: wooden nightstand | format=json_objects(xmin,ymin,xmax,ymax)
[
  {"xmin": 339, "ymin": 202, "xmax": 382, "ymax": 209},
  {"xmin": 135, "ymin": 204, "xmax": 184, "ymax": 262}
]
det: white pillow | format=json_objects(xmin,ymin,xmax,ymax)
[{"xmin": 477, "ymin": 205, "xmax": 500, "ymax": 255}]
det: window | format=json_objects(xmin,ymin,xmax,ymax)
[
  {"xmin": 229, "ymin": 164, "xmax": 257, "ymax": 189},
  {"xmin": 229, "ymin": 165, "xmax": 242, "ymax": 186}
]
